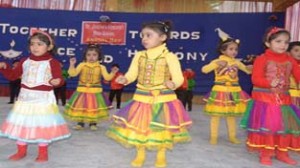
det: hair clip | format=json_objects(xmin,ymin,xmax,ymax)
[{"xmin": 157, "ymin": 21, "xmax": 169, "ymax": 33}]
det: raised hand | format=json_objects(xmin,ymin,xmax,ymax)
[
  {"xmin": 69, "ymin": 57, "xmax": 76, "ymax": 66},
  {"xmin": 0, "ymin": 62, "xmax": 7, "ymax": 69},
  {"xmin": 111, "ymin": 67, "xmax": 119, "ymax": 73}
]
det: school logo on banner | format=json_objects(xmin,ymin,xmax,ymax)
[{"xmin": 0, "ymin": 40, "xmax": 22, "ymax": 59}]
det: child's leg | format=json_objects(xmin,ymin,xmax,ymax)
[
  {"xmin": 260, "ymin": 148, "xmax": 273, "ymax": 165},
  {"xmin": 131, "ymin": 146, "xmax": 146, "ymax": 167},
  {"xmin": 89, "ymin": 123, "xmax": 98, "ymax": 131},
  {"xmin": 36, "ymin": 143, "xmax": 48, "ymax": 162},
  {"xmin": 187, "ymin": 91, "xmax": 193, "ymax": 111},
  {"xmin": 61, "ymin": 84, "xmax": 67, "ymax": 106},
  {"xmin": 276, "ymin": 134, "xmax": 297, "ymax": 165},
  {"xmin": 226, "ymin": 117, "xmax": 241, "ymax": 144},
  {"xmin": 109, "ymin": 90, "xmax": 116, "ymax": 105},
  {"xmin": 210, "ymin": 116, "xmax": 220, "ymax": 145},
  {"xmin": 116, "ymin": 89, "xmax": 122, "ymax": 109},
  {"xmin": 155, "ymin": 147, "xmax": 167, "ymax": 168},
  {"xmin": 9, "ymin": 141, "xmax": 27, "ymax": 161}
]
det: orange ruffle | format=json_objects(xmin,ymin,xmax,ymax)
[{"xmin": 246, "ymin": 133, "xmax": 300, "ymax": 152}]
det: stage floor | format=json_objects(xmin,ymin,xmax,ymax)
[{"xmin": 0, "ymin": 97, "xmax": 299, "ymax": 168}]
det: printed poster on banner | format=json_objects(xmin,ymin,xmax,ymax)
[{"xmin": 81, "ymin": 22, "xmax": 127, "ymax": 45}]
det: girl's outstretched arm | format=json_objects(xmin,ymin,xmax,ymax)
[
  {"xmin": 101, "ymin": 65, "xmax": 116, "ymax": 81},
  {"xmin": 202, "ymin": 60, "xmax": 224, "ymax": 74},
  {"xmin": 68, "ymin": 57, "xmax": 82, "ymax": 77},
  {"xmin": 0, "ymin": 58, "xmax": 25, "ymax": 81}
]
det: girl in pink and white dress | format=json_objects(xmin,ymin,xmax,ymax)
[{"xmin": 0, "ymin": 30, "xmax": 71, "ymax": 162}]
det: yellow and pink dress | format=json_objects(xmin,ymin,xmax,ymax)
[
  {"xmin": 202, "ymin": 55, "xmax": 251, "ymax": 116},
  {"xmin": 64, "ymin": 62, "xmax": 114, "ymax": 123},
  {"xmin": 0, "ymin": 53, "xmax": 71, "ymax": 143},
  {"xmin": 289, "ymin": 59, "xmax": 300, "ymax": 107},
  {"xmin": 106, "ymin": 44, "xmax": 192, "ymax": 150}
]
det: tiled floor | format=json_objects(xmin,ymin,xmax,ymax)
[{"xmin": 0, "ymin": 97, "xmax": 299, "ymax": 168}]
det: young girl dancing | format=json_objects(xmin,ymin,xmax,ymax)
[
  {"xmin": 64, "ymin": 44, "xmax": 117, "ymax": 131},
  {"xmin": 0, "ymin": 30, "xmax": 71, "ymax": 162},
  {"xmin": 241, "ymin": 27, "xmax": 300, "ymax": 166},
  {"xmin": 202, "ymin": 31, "xmax": 251, "ymax": 145},
  {"xmin": 106, "ymin": 21, "xmax": 192, "ymax": 167}
]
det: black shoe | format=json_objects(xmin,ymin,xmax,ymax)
[{"xmin": 7, "ymin": 102, "xmax": 13, "ymax": 104}]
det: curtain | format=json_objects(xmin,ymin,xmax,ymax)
[
  {"xmin": 285, "ymin": 1, "xmax": 300, "ymax": 41},
  {"xmin": 0, "ymin": 0, "xmax": 273, "ymax": 13},
  {"xmin": 217, "ymin": 1, "xmax": 273, "ymax": 12},
  {"xmin": 0, "ymin": 0, "xmax": 106, "ymax": 11},
  {"xmin": 116, "ymin": 0, "xmax": 273, "ymax": 13}
]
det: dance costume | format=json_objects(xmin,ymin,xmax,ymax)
[
  {"xmin": 107, "ymin": 43, "xmax": 192, "ymax": 150},
  {"xmin": 289, "ymin": 59, "xmax": 300, "ymax": 107},
  {"xmin": 64, "ymin": 61, "xmax": 114, "ymax": 123},
  {"xmin": 202, "ymin": 54, "xmax": 251, "ymax": 144},
  {"xmin": 241, "ymin": 49, "xmax": 300, "ymax": 164},
  {"xmin": 0, "ymin": 53, "xmax": 71, "ymax": 143}
]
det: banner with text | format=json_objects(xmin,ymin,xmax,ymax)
[
  {"xmin": 81, "ymin": 21, "xmax": 127, "ymax": 45},
  {"xmin": 0, "ymin": 8, "xmax": 284, "ymax": 94}
]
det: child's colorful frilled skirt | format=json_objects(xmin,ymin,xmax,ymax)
[
  {"xmin": 241, "ymin": 87, "xmax": 300, "ymax": 152},
  {"xmin": 289, "ymin": 88, "xmax": 300, "ymax": 108},
  {"xmin": 0, "ymin": 88, "xmax": 71, "ymax": 143},
  {"xmin": 64, "ymin": 86, "xmax": 112, "ymax": 123},
  {"xmin": 203, "ymin": 83, "xmax": 250, "ymax": 116},
  {"xmin": 106, "ymin": 89, "xmax": 192, "ymax": 150}
]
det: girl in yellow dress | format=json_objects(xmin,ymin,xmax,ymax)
[
  {"xmin": 288, "ymin": 41, "xmax": 300, "ymax": 107},
  {"xmin": 106, "ymin": 21, "xmax": 192, "ymax": 168},
  {"xmin": 202, "ymin": 31, "xmax": 251, "ymax": 145},
  {"xmin": 64, "ymin": 44, "xmax": 117, "ymax": 131}
]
